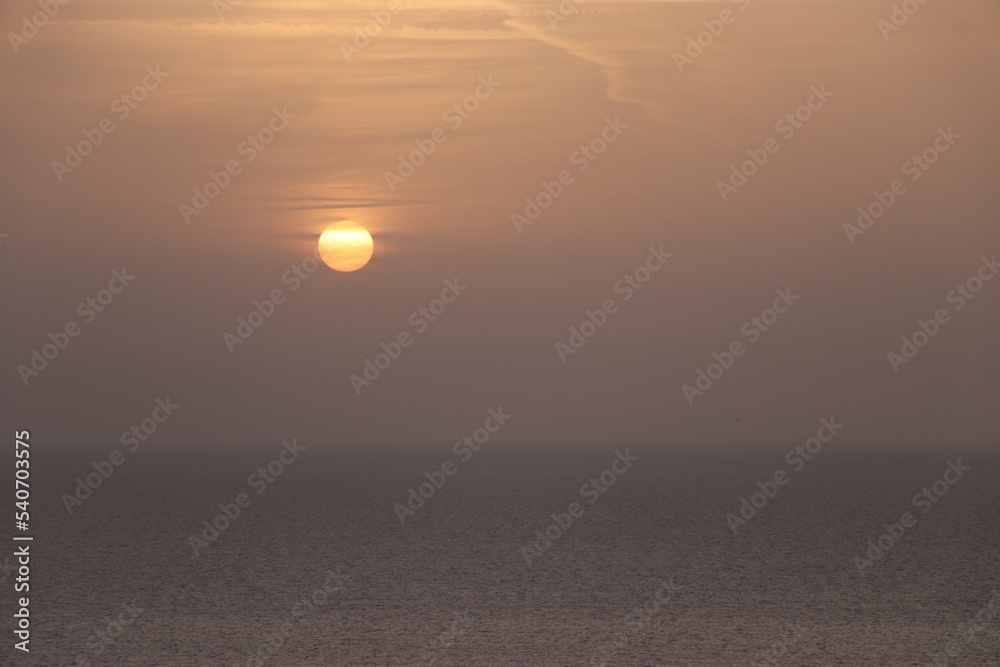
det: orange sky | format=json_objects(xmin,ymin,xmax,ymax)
[{"xmin": 3, "ymin": 0, "xmax": 999, "ymax": 447}]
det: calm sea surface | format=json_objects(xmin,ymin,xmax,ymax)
[{"xmin": 15, "ymin": 443, "xmax": 1000, "ymax": 665}]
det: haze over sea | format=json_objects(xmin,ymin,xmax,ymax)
[
  {"xmin": 3, "ymin": 0, "xmax": 999, "ymax": 665},
  {"xmin": 15, "ymin": 442, "xmax": 997, "ymax": 666}
]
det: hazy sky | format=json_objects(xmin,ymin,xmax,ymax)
[{"xmin": 2, "ymin": 0, "xmax": 998, "ymax": 448}]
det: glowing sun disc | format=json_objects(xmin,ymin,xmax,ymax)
[{"xmin": 318, "ymin": 222, "xmax": 373, "ymax": 271}]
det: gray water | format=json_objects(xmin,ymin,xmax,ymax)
[{"xmin": 13, "ymin": 443, "xmax": 1000, "ymax": 665}]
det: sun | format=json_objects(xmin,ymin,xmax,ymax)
[{"xmin": 318, "ymin": 222, "xmax": 374, "ymax": 272}]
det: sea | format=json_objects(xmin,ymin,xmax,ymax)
[{"xmin": 11, "ymin": 441, "xmax": 999, "ymax": 665}]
